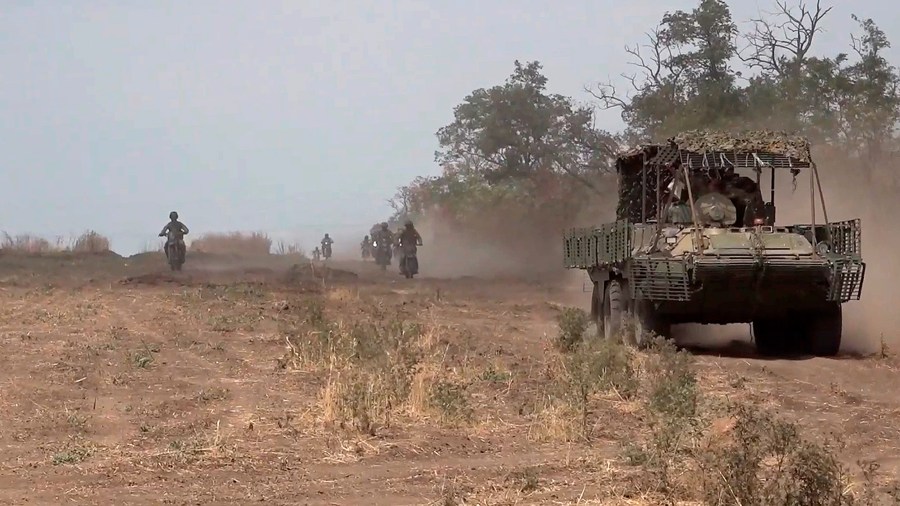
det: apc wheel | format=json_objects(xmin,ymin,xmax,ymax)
[
  {"xmin": 602, "ymin": 280, "xmax": 628, "ymax": 342},
  {"xmin": 752, "ymin": 319, "xmax": 802, "ymax": 356},
  {"xmin": 804, "ymin": 304, "xmax": 842, "ymax": 357},
  {"xmin": 631, "ymin": 298, "xmax": 670, "ymax": 348}
]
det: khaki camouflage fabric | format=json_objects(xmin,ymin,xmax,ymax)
[{"xmin": 672, "ymin": 130, "xmax": 811, "ymax": 162}]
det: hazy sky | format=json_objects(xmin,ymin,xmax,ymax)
[{"xmin": 2, "ymin": 0, "xmax": 896, "ymax": 254}]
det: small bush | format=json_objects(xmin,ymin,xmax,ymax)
[
  {"xmin": 532, "ymin": 338, "xmax": 637, "ymax": 442},
  {"xmin": 695, "ymin": 404, "xmax": 853, "ymax": 506},
  {"xmin": 72, "ymin": 230, "xmax": 110, "ymax": 253},
  {"xmin": 189, "ymin": 231, "xmax": 272, "ymax": 256},
  {"xmin": 554, "ymin": 307, "xmax": 589, "ymax": 352},
  {"xmin": 428, "ymin": 379, "xmax": 473, "ymax": 424},
  {"xmin": 643, "ymin": 336, "xmax": 699, "ymax": 422}
]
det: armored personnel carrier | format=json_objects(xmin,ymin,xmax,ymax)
[{"xmin": 563, "ymin": 130, "xmax": 865, "ymax": 356}]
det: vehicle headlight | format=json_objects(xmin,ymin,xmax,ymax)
[{"xmin": 815, "ymin": 241, "xmax": 830, "ymax": 256}]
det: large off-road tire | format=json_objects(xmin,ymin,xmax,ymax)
[
  {"xmin": 631, "ymin": 298, "xmax": 670, "ymax": 348},
  {"xmin": 752, "ymin": 318, "xmax": 802, "ymax": 356},
  {"xmin": 167, "ymin": 244, "xmax": 181, "ymax": 272},
  {"xmin": 602, "ymin": 280, "xmax": 628, "ymax": 342},
  {"xmin": 803, "ymin": 304, "xmax": 842, "ymax": 357}
]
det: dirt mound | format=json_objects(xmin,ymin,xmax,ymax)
[
  {"xmin": 283, "ymin": 263, "xmax": 359, "ymax": 284},
  {"xmin": 120, "ymin": 266, "xmax": 284, "ymax": 287},
  {"xmin": 119, "ymin": 272, "xmax": 190, "ymax": 286}
]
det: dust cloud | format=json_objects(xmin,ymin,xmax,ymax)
[
  {"xmin": 412, "ymin": 190, "xmax": 615, "ymax": 281},
  {"xmin": 809, "ymin": 156, "xmax": 899, "ymax": 354},
  {"xmin": 413, "ymin": 213, "xmax": 562, "ymax": 280}
]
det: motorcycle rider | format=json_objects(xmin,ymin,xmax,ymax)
[
  {"xmin": 320, "ymin": 234, "xmax": 334, "ymax": 258},
  {"xmin": 373, "ymin": 223, "xmax": 393, "ymax": 265},
  {"xmin": 397, "ymin": 220, "xmax": 423, "ymax": 275},
  {"xmin": 398, "ymin": 220, "xmax": 423, "ymax": 249},
  {"xmin": 158, "ymin": 211, "xmax": 189, "ymax": 260},
  {"xmin": 360, "ymin": 235, "xmax": 372, "ymax": 259},
  {"xmin": 312, "ymin": 246, "xmax": 321, "ymax": 261}
]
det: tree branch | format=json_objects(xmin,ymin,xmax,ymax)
[{"xmin": 740, "ymin": 0, "xmax": 832, "ymax": 77}]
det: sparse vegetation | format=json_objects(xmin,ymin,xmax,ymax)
[
  {"xmin": 0, "ymin": 244, "xmax": 895, "ymax": 503},
  {"xmin": 554, "ymin": 306, "xmax": 590, "ymax": 352},
  {"xmin": 1, "ymin": 233, "xmax": 58, "ymax": 254},
  {"xmin": 525, "ymin": 308, "xmax": 890, "ymax": 503},
  {"xmin": 273, "ymin": 240, "xmax": 305, "ymax": 256},
  {"xmin": 0, "ymin": 231, "xmax": 111, "ymax": 254},
  {"xmin": 1, "ymin": 1, "xmax": 898, "ymax": 503},
  {"xmin": 72, "ymin": 230, "xmax": 111, "ymax": 253}
]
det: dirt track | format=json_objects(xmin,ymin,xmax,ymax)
[{"xmin": 0, "ymin": 253, "xmax": 898, "ymax": 505}]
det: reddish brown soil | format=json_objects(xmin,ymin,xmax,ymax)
[{"xmin": 0, "ymin": 253, "xmax": 897, "ymax": 504}]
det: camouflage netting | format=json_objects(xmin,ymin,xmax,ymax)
[{"xmin": 672, "ymin": 130, "xmax": 811, "ymax": 162}]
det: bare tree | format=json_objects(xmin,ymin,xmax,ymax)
[
  {"xmin": 740, "ymin": 0, "xmax": 832, "ymax": 77},
  {"xmin": 587, "ymin": 25, "xmax": 686, "ymax": 110}
]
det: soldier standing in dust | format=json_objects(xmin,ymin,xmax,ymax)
[{"xmin": 158, "ymin": 211, "xmax": 189, "ymax": 260}]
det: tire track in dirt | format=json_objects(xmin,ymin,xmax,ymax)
[{"xmin": 695, "ymin": 352, "xmax": 900, "ymax": 476}]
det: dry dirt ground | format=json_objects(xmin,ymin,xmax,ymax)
[{"xmin": 0, "ymin": 252, "xmax": 898, "ymax": 505}]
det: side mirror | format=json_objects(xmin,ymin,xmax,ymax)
[{"xmin": 763, "ymin": 202, "xmax": 776, "ymax": 226}]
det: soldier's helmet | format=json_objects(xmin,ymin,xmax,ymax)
[{"xmin": 169, "ymin": 211, "xmax": 178, "ymax": 220}]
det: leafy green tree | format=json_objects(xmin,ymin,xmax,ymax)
[
  {"xmin": 591, "ymin": 0, "xmax": 900, "ymax": 178},
  {"xmin": 591, "ymin": 0, "xmax": 742, "ymax": 138},
  {"xmin": 836, "ymin": 15, "xmax": 900, "ymax": 166},
  {"xmin": 436, "ymin": 60, "xmax": 618, "ymax": 193}
]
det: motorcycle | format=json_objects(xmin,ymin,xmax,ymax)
[
  {"xmin": 372, "ymin": 240, "xmax": 391, "ymax": 271},
  {"xmin": 398, "ymin": 241, "xmax": 419, "ymax": 279},
  {"xmin": 322, "ymin": 243, "xmax": 333, "ymax": 260},
  {"xmin": 361, "ymin": 243, "xmax": 372, "ymax": 261},
  {"xmin": 163, "ymin": 233, "xmax": 186, "ymax": 272}
]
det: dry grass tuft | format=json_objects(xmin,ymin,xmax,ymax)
[
  {"xmin": 273, "ymin": 240, "xmax": 305, "ymax": 256},
  {"xmin": 279, "ymin": 300, "xmax": 474, "ymax": 433},
  {"xmin": 1, "ymin": 232, "xmax": 64, "ymax": 254},
  {"xmin": 1, "ymin": 231, "xmax": 111, "ymax": 254},
  {"xmin": 72, "ymin": 230, "xmax": 111, "ymax": 253},
  {"xmin": 190, "ymin": 231, "xmax": 272, "ymax": 256}
]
